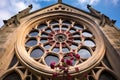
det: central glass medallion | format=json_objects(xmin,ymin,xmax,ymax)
[{"xmin": 55, "ymin": 33, "xmax": 67, "ymax": 42}]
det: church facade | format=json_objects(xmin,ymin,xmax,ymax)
[{"xmin": 0, "ymin": 1, "xmax": 120, "ymax": 80}]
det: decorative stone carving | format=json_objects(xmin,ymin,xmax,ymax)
[
  {"xmin": 58, "ymin": 0, "xmax": 62, "ymax": 3},
  {"xmin": 87, "ymin": 4, "xmax": 101, "ymax": 18},
  {"xmin": 87, "ymin": 4, "xmax": 116, "ymax": 27},
  {"xmin": 18, "ymin": 4, "xmax": 32, "ymax": 18},
  {"xmin": 3, "ymin": 4, "xmax": 32, "ymax": 27},
  {"xmin": 101, "ymin": 14, "xmax": 116, "ymax": 26}
]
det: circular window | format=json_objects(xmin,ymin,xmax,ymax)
[{"xmin": 16, "ymin": 17, "xmax": 105, "ymax": 77}]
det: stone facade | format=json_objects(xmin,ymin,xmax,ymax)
[{"xmin": 0, "ymin": 1, "xmax": 120, "ymax": 80}]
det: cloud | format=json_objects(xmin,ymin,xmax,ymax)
[
  {"xmin": 40, "ymin": 0, "xmax": 51, "ymax": 1},
  {"xmin": 0, "ymin": 0, "xmax": 57, "ymax": 27},
  {"xmin": 76, "ymin": 0, "xmax": 100, "ymax": 9},
  {"xmin": 0, "ymin": 0, "xmax": 119, "ymax": 27},
  {"xmin": 0, "ymin": 0, "xmax": 42, "ymax": 27},
  {"xmin": 78, "ymin": 0, "xmax": 100, "ymax": 5},
  {"xmin": 111, "ymin": 0, "xmax": 119, "ymax": 5},
  {"xmin": 77, "ymin": 0, "xmax": 119, "ymax": 9},
  {"xmin": 104, "ymin": 0, "xmax": 119, "ymax": 6}
]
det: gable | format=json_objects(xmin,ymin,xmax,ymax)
[{"xmin": 24, "ymin": 3, "xmax": 96, "ymax": 21}]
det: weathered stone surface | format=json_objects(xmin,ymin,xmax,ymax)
[{"xmin": 0, "ymin": 2, "xmax": 120, "ymax": 80}]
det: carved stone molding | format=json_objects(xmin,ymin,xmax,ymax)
[{"xmin": 15, "ymin": 11, "xmax": 105, "ymax": 79}]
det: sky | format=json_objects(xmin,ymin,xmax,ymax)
[{"xmin": 0, "ymin": 0, "xmax": 120, "ymax": 29}]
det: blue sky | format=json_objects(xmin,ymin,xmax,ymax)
[{"xmin": 0, "ymin": 0, "xmax": 120, "ymax": 29}]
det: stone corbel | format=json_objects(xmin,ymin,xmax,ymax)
[
  {"xmin": 99, "ymin": 14, "xmax": 106, "ymax": 27},
  {"xmin": 58, "ymin": 0, "xmax": 62, "ymax": 3},
  {"xmin": 87, "ymin": 4, "xmax": 104, "ymax": 26},
  {"xmin": 3, "ymin": 15, "xmax": 20, "ymax": 26},
  {"xmin": 3, "ymin": 4, "xmax": 32, "ymax": 27},
  {"xmin": 18, "ymin": 4, "xmax": 32, "ymax": 18},
  {"xmin": 87, "ymin": 4, "xmax": 102, "ymax": 18},
  {"xmin": 87, "ymin": 4, "xmax": 116, "ymax": 27},
  {"xmin": 100, "ymin": 14, "xmax": 116, "ymax": 27}
]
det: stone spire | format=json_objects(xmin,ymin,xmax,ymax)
[{"xmin": 58, "ymin": 0, "xmax": 62, "ymax": 3}]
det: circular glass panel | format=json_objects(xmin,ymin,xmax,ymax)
[
  {"xmin": 82, "ymin": 31, "xmax": 93, "ymax": 37},
  {"xmin": 74, "ymin": 24, "xmax": 83, "ymax": 30},
  {"xmin": 30, "ymin": 48, "xmax": 44, "ymax": 59},
  {"xmin": 78, "ymin": 48, "xmax": 91, "ymax": 58},
  {"xmin": 37, "ymin": 24, "xmax": 47, "ymax": 30},
  {"xmin": 29, "ymin": 30, "xmax": 39, "ymax": 37},
  {"xmin": 25, "ymin": 39, "xmax": 37, "ymax": 47},
  {"xmin": 62, "ymin": 47, "xmax": 70, "ymax": 53},
  {"xmin": 74, "ymin": 38, "xmax": 81, "ymax": 43},
  {"xmin": 84, "ymin": 40, "xmax": 95, "ymax": 47},
  {"xmin": 45, "ymin": 55, "xmax": 59, "ymax": 66},
  {"xmin": 52, "ymin": 47, "xmax": 60, "ymax": 53},
  {"xmin": 40, "ymin": 38, "xmax": 48, "ymax": 43},
  {"xmin": 45, "ymin": 28, "xmax": 52, "ymax": 33}
]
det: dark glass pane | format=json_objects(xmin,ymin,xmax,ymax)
[
  {"xmin": 27, "ymin": 71, "xmax": 31, "ymax": 75},
  {"xmin": 37, "ymin": 24, "xmax": 47, "ymax": 30},
  {"xmin": 53, "ymin": 25, "xmax": 59, "ymax": 30},
  {"xmin": 88, "ymin": 76, "xmax": 95, "ymax": 80},
  {"xmin": 84, "ymin": 40, "xmax": 95, "ymax": 47},
  {"xmin": 62, "ymin": 25, "xmax": 68, "ymax": 30},
  {"xmin": 62, "ymin": 20, "xmax": 71, "ymax": 25},
  {"xmin": 74, "ymin": 38, "xmax": 81, "ymax": 43},
  {"xmin": 103, "ymin": 56, "xmax": 113, "ymax": 69},
  {"xmin": 82, "ymin": 31, "xmax": 93, "ymax": 37},
  {"xmin": 62, "ymin": 47, "xmax": 69, "ymax": 53},
  {"xmin": 19, "ymin": 68, "xmax": 26, "ymax": 73},
  {"xmin": 74, "ymin": 24, "xmax": 83, "ymax": 30},
  {"xmin": 26, "ymin": 76, "xmax": 31, "ymax": 80},
  {"xmin": 69, "ymin": 28, "xmax": 76, "ymax": 33},
  {"xmin": 99, "ymin": 71, "xmax": 117, "ymax": 80},
  {"xmin": 41, "ymin": 32, "xmax": 48, "ymax": 37},
  {"xmin": 45, "ymin": 55, "xmax": 59, "ymax": 66},
  {"xmin": 70, "ymin": 44, "xmax": 78, "ymax": 49},
  {"xmin": 73, "ymin": 33, "xmax": 80, "ymax": 37},
  {"xmin": 9, "ymin": 55, "xmax": 18, "ymax": 68},
  {"xmin": 3, "ymin": 72, "xmax": 21, "ymax": 80},
  {"xmin": 44, "ymin": 44, "xmax": 51, "ymax": 49},
  {"xmin": 40, "ymin": 38, "xmax": 47, "ymax": 43},
  {"xmin": 25, "ymin": 39, "xmax": 37, "ymax": 47},
  {"xmin": 78, "ymin": 48, "xmax": 91, "ymax": 58},
  {"xmin": 32, "ymin": 75, "xmax": 38, "ymax": 80},
  {"xmin": 29, "ymin": 30, "xmax": 39, "ymax": 37},
  {"xmin": 52, "ymin": 47, "xmax": 60, "ymax": 53},
  {"xmin": 50, "ymin": 20, "xmax": 58, "ymax": 25},
  {"xmin": 45, "ymin": 28, "xmax": 52, "ymax": 33},
  {"xmin": 30, "ymin": 48, "xmax": 44, "ymax": 59}
]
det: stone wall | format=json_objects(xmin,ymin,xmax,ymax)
[{"xmin": 100, "ymin": 24, "xmax": 120, "ymax": 78}]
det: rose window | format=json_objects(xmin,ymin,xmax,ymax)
[
  {"xmin": 25, "ymin": 19, "xmax": 95, "ymax": 66},
  {"xmin": 16, "ymin": 18, "xmax": 105, "ymax": 77}
]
